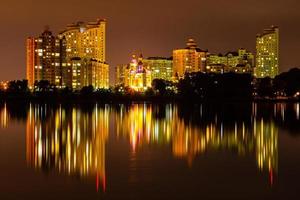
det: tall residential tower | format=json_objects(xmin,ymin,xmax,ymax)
[
  {"xmin": 59, "ymin": 19, "xmax": 109, "ymax": 90},
  {"xmin": 26, "ymin": 28, "xmax": 66, "ymax": 89},
  {"xmin": 26, "ymin": 19, "xmax": 109, "ymax": 90},
  {"xmin": 255, "ymin": 26, "xmax": 279, "ymax": 78}
]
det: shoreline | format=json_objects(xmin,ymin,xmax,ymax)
[{"xmin": 0, "ymin": 95, "xmax": 299, "ymax": 104}]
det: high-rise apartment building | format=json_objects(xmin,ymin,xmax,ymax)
[
  {"xmin": 59, "ymin": 19, "xmax": 109, "ymax": 89},
  {"xmin": 26, "ymin": 28, "xmax": 66, "ymax": 89},
  {"xmin": 60, "ymin": 20, "xmax": 106, "ymax": 62},
  {"xmin": 143, "ymin": 57, "xmax": 173, "ymax": 81},
  {"xmin": 255, "ymin": 26, "xmax": 279, "ymax": 78},
  {"xmin": 173, "ymin": 39, "xmax": 207, "ymax": 80},
  {"xmin": 26, "ymin": 19, "xmax": 109, "ymax": 90}
]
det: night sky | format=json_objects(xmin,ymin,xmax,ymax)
[{"xmin": 0, "ymin": 0, "xmax": 299, "ymax": 83}]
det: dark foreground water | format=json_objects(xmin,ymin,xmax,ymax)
[{"xmin": 0, "ymin": 102, "xmax": 300, "ymax": 199}]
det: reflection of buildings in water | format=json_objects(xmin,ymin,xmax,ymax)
[
  {"xmin": 25, "ymin": 103, "xmax": 279, "ymax": 188},
  {"xmin": 254, "ymin": 119, "xmax": 278, "ymax": 185},
  {"xmin": 116, "ymin": 104, "xmax": 173, "ymax": 151},
  {"xmin": 26, "ymin": 104, "xmax": 109, "ymax": 191},
  {"xmin": 0, "ymin": 103, "xmax": 9, "ymax": 128},
  {"xmin": 116, "ymin": 104, "xmax": 278, "ymax": 183},
  {"xmin": 172, "ymin": 121, "xmax": 255, "ymax": 166},
  {"xmin": 296, "ymin": 103, "xmax": 300, "ymax": 120}
]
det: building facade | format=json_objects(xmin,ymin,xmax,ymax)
[
  {"xmin": 173, "ymin": 39, "xmax": 207, "ymax": 80},
  {"xmin": 128, "ymin": 54, "xmax": 152, "ymax": 91},
  {"xmin": 116, "ymin": 56, "xmax": 173, "ymax": 87},
  {"xmin": 255, "ymin": 26, "xmax": 279, "ymax": 78},
  {"xmin": 116, "ymin": 54, "xmax": 152, "ymax": 91},
  {"xmin": 26, "ymin": 28, "xmax": 66, "ymax": 89},
  {"xmin": 206, "ymin": 48, "xmax": 254, "ymax": 74},
  {"xmin": 115, "ymin": 64, "xmax": 129, "ymax": 86},
  {"xmin": 60, "ymin": 20, "xmax": 106, "ymax": 62},
  {"xmin": 143, "ymin": 57, "xmax": 173, "ymax": 81},
  {"xmin": 59, "ymin": 19, "xmax": 109, "ymax": 90},
  {"xmin": 26, "ymin": 19, "xmax": 109, "ymax": 90}
]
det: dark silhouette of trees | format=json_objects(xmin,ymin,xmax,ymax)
[
  {"xmin": 255, "ymin": 77, "xmax": 274, "ymax": 98},
  {"xmin": 274, "ymin": 68, "xmax": 300, "ymax": 97},
  {"xmin": 34, "ymin": 80, "xmax": 58, "ymax": 95},
  {"xmin": 152, "ymin": 79, "xmax": 167, "ymax": 96},
  {"xmin": 3, "ymin": 68, "xmax": 300, "ymax": 102},
  {"xmin": 178, "ymin": 72, "xmax": 253, "ymax": 101},
  {"xmin": 32, "ymin": 80, "xmax": 58, "ymax": 100},
  {"xmin": 80, "ymin": 85, "xmax": 94, "ymax": 97},
  {"xmin": 95, "ymin": 88, "xmax": 113, "ymax": 101},
  {"xmin": 7, "ymin": 80, "xmax": 29, "ymax": 94},
  {"xmin": 60, "ymin": 87, "xmax": 72, "ymax": 96},
  {"xmin": 144, "ymin": 87, "xmax": 155, "ymax": 97}
]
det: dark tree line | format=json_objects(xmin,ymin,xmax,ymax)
[
  {"xmin": 177, "ymin": 72, "xmax": 253, "ymax": 101},
  {"xmin": 1, "ymin": 68, "xmax": 300, "ymax": 102},
  {"xmin": 255, "ymin": 68, "xmax": 300, "ymax": 99}
]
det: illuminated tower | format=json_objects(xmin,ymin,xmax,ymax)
[
  {"xmin": 173, "ymin": 39, "xmax": 207, "ymax": 80},
  {"xmin": 59, "ymin": 19, "xmax": 109, "ymax": 90},
  {"xmin": 26, "ymin": 38, "xmax": 35, "ymax": 89},
  {"xmin": 255, "ymin": 26, "xmax": 279, "ymax": 78},
  {"xmin": 26, "ymin": 28, "xmax": 66, "ymax": 89}
]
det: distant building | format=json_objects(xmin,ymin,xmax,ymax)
[
  {"xmin": 143, "ymin": 57, "xmax": 173, "ymax": 81},
  {"xmin": 116, "ymin": 54, "xmax": 152, "ymax": 91},
  {"xmin": 115, "ymin": 64, "xmax": 129, "ymax": 86},
  {"xmin": 173, "ymin": 39, "xmax": 207, "ymax": 80},
  {"xmin": 128, "ymin": 54, "xmax": 152, "ymax": 91},
  {"xmin": 206, "ymin": 48, "xmax": 254, "ymax": 74},
  {"xmin": 255, "ymin": 26, "xmax": 279, "ymax": 78},
  {"xmin": 117, "ymin": 55, "xmax": 174, "ymax": 89},
  {"xmin": 116, "ymin": 57, "xmax": 172, "ymax": 86},
  {"xmin": 59, "ymin": 19, "xmax": 109, "ymax": 89},
  {"xmin": 26, "ymin": 28, "xmax": 66, "ymax": 89},
  {"xmin": 205, "ymin": 64, "xmax": 229, "ymax": 74}
]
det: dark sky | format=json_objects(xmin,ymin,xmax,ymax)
[{"xmin": 0, "ymin": 0, "xmax": 299, "ymax": 83}]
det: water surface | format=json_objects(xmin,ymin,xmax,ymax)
[{"xmin": 0, "ymin": 102, "xmax": 300, "ymax": 199}]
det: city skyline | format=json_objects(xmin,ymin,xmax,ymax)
[
  {"xmin": 1, "ymin": 1, "xmax": 300, "ymax": 199},
  {"xmin": 1, "ymin": 0, "xmax": 300, "ymax": 83},
  {"xmin": 25, "ymin": 24, "xmax": 276, "ymax": 90}
]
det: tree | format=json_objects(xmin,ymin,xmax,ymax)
[
  {"xmin": 144, "ymin": 87, "xmax": 155, "ymax": 97},
  {"xmin": 80, "ymin": 85, "xmax": 94, "ymax": 96},
  {"xmin": 152, "ymin": 79, "xmax": 167, "ymax": 96},
  {"xmin": 7, "ymin": 80, "xmax": 28, "ymax": 94},
  {"xmin": 256, "ymin": 77, "xmax": 274, "ymax": 98},
  {"xmin": 177, "ymin": 72, "xmax": 253, "ymax": 100},
  {"xmin": 34, "ymin": 80, "xmax": 51, "ymax": 92},
  {"xmin": 274, "ymin": 68, "xmax": 300, "ymax": 96},
  {"xmin": 95, "ymin": 88, "xmax": 112, "ymax": 100}
]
